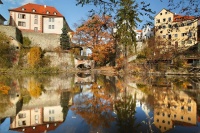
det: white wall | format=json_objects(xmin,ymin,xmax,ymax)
[{"xmin": 43, "ymin": 17, "xmax": 63, "ymax": 34}]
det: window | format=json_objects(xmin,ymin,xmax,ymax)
[
  {"xmin": 168, "ymin": 121, "xmax": 170, "ymax": 125},
  {"xmin": 157, "ymin": 119, "xmax": 159, "ymax": 122},
  {"xmin": 163, "ymin": 18, "xmax": 166, "ymax": 22},
  {"xmin": 18, "ymin": 21, "xmax": 26, "ymax": 27},
  {"xmin": 49, "ymin": 117, "xmax": 55, "ymax": 121},
  {"xmin": 18, "ymin": 14, "xmax": 26, "ymax": 19},
  {"xmin": 162, "ymin": 120, "xmax": 165, "ymax": 123},
  {"xmin": 165, "ymin": 12, "xmax": 167, "ymax": 14},
  {"xmin": 168, "ymin": 24, "xmax": 172, "ymax": 28},
  {"xmin": 34, "ymin": 19, "xmax": 38, "ymax": 24},
  {"xmin": 32, "ymin": 9, "xmax": 36, "ymax": 12},
  {"xmin": 34, "ymin": 27, "xmax": 38, "ymax": 32},
  {"xmin": 182, "ymin": 33, "xmax": 187, "ymax": 36},
  {"xmin": 174, "ymin": 114, "xmax": 176, "ymax": 118},
  {"xmin": 54, "ymin": 12, "xmax": 57, "ymax": 15},
  {"xmin": 49, "ymin": 18, "xmax": 54, "ymax": 22},
  {"xmin": 168, "ymin": 17, "xmax": 171, "ymax": 22},
  {"xmin": 52, "ymin": 25, "xmax": 54, "ymax": 29},
  {"xmin": 18, "ymin": 120, "xmax": 26, "ymax": 126},
  {"xmin": 22, "ymin": 8, "xmax": 25, "ymax": 11},
  {"xmin": 181, "ymin": 116, "xmax": 184, "ymax": 120},
  {"xmin": 160, "ymin": 31, "xmax": 163, "ymax": 33},
  {"xmin": 49, "ymin": 25, "xmax": 51, "ymax": 29},
  {"xmin": 163, "ymin": 35, "xmax": 166, "ymax": 38},
  {"xmin": 18, "ymin": 113, "xmax": 26, "ymax": 118},
  {"xmin": 181, "ymin": 41, "xmax": 185, "ymax": 45},
  {"xmin": 162, "ymin": 113, "xmax": 165, "ymax": 116},
  {"xmin": 174, "ymin": 34, "xmax": 178, "ymax": 37},
  {"xmin": 163, "ymin": 25, "xmax": 166, "ymax": 29},
  {"xmin": 34, "ymin": 15, "xmax": 38, "ymax": 18},
  {"xmin": 160, "ymin": 13, "xmax": 162, "ymax": 15},
  {"xmin": 49, "ymin": 109, "xmax": 54, "ymax": 114},
  {"xmin": 47, "ymin": 11, "xmax": 50, "ymax": 14},
  {"xmin": 181, "ymin": 106, "xmax": 184, "ymax": 110},
  {"xmin": 168, "ymin": 114, "xmax": 170, "ymax": 118},
  {"xmin": 188, "ymin": 117, "xmax": 191, "ymax": 121},
  {"xmin": 188, "ymin": 106, "xmax": 191, "ymax": 111},
  {"xmin": 157, "ymin": 19, "xmax": 160, "ymax": 23}
]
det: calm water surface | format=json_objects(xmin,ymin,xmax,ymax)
[{"xmin": 0, "ymin": 73, "xmax": 200, "ymax": 133}]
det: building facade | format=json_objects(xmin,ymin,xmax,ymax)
[
  {"xmin": 142, "ymin": 25, "xmax": 154, "ymax": 40},
  {"xmin": 8, "ymin": 3, "xmax": 70, "ymax": 34},
  {"xmin": 155, "ymin": 9, "xmax": 200, "ymax": 49}
]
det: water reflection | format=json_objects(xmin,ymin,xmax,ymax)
[{"xmin": 0, "ymin": 74, "xmax": 199, "ymax": 133}]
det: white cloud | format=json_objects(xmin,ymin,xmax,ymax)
[
  {"xmin": 6, "ymin": 0, "xmax": 46, "ymax": 5},
  {"xmin": 21, "ymin": 0, "xmax": 37, "ymax": 5}
]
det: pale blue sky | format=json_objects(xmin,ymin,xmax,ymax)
[{"xmin": 0, "ymin": 0, "xmax": 174, "ymax": 30}]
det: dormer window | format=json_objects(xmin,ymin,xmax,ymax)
[
  {"xmin": 54, "ymin": 12, "xmax": 57, "ymax": 15},
  {"xmin": 32, "ymin": 9, "xmax": 36, "ymax": 12},
  {"xmin": 22, "ymin": 8, "xmax": 25, "ymax": 11},
  {"xmin": 46, "ymin": 11, "xmax": 50, "ymax": 14}
]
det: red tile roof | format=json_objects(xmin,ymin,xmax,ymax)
[
  {"xmin": 137, "ymin": 30, "xmax": 142, "ymax": 32},
  {"xmin": 9, "ymin": 3, "xmax": 63, "ymax": 17},
  {"xmin": 173, "ymin": 15, "xmax": 195, "ymax": 22}
]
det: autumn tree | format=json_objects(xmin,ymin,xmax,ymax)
[
  {"xmin": 60, "ymin": 24, "xmax": 70, "ymax": 50},
  {"xmin": 28, "ymin": 46, "xmax": 42, "ymax": 68},
  {"xmin": 72, "ymin": 15, "xmax": 116, "ymax": 66},
  {"xmin": 72, "ymin": 82, "xmax": 115, "ymax": 128}
]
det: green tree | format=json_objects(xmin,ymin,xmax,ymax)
[
  {"xmin": 115, "ymin": 0, "xmax": 141, "ymax": 55},
  {"xmin": 60, "ymin": 24, "xmax": 70, "ymax": 50}
]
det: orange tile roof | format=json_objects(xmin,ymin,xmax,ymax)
[
  {"xmin": 173, "ymin": 15, "xmax": 195, "ymax": 22},
  {"xmin": 137, "ymin": 30, "xmax": 142, "ymax": 32},
  {"xmin": 9, "ymin": 3, "xmax": 63, "ymax": 17}
]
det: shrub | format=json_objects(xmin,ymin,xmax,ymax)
[{"xmin": 28, "ymin": 46, "xmax": 42, "ymax": 68}]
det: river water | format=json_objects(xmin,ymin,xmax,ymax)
[{"xmin": 0, "ymin": 73, "xmax": 200, "ymax": 133}]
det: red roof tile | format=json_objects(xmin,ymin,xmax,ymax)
[
  {"xmin": 9, "ymin": 3, "xmax": 63, "ymax": 17},
  {"xmin": 173, "ymin": 15, "xmax": 195, "ymax": 22}
]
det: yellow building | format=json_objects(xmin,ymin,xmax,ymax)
[
  {"xmin": 155, "ymin": 9, "xmax": 200, "ymax": 50},
  {"xmin": 154, "ymin": 91, "xmax": 197, "ymax": 132}
]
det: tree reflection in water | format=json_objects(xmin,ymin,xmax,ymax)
[
  {"xmin": 72, "ymin": 83, "xmax": 115, "ymax": 128},
  {"xmin": 114, "ymin": 93, "xmax": 140, "ymax": 133}
]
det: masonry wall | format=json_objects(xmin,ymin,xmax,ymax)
[
  {"xmin": 45, "ymin": 52, "xmax": 74, "ymax": 69},
  {"xmin": 22, "ymin": 31, "xmax": 60, "ymax": 50},
  {"xmin": 0, "ymin": 25, "xmax": 61, "ymax": 50},
  {"xmin": 0, "ymin": 25, "xmax": 22, "ymax": 42}
]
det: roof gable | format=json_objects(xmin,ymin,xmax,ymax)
[
  {"xmin": 154, "ymin": 8, "xmax": 174, "ymax": 18},
  {"xmin": 0, "ymin": 14, "xmax": 6, "ymax": 21},
  {"xmin": 9, "ymin": 3, "xmax": 63, "ymax": 17}
]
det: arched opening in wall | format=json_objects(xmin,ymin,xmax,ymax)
[{"xmin": 77, "ymin": 64, "xmax": 91, "ymax": 70}]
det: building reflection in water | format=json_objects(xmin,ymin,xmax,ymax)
[{"xmin": 154, "ymin": 89, "xmax": 197, "ymax": 132}]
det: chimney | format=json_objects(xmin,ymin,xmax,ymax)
[{"xmin": 44, "ymin": 5, "xmax": 46, "ymax": 8}]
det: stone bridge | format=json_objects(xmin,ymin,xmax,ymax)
[{"xmin": 74, "ymin": 55, "xmax": 94, "ymax": 69}]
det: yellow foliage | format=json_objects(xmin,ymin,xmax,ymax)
[
  {"xmin": 0, "ymin": 83, "xmax": 10, "ymax": 94},
  {"xmin": 28, "ymin": 46, "xmax": 42, "ymax": 68},
  {"xmin": 28, "ymin": 78, "xmax": 42, "ymax": 98}
]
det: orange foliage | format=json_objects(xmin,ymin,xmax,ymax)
[
  {"xmin": 28, "ymin": 78, "xmax": 42, "ymax": 98},
  {"xmin": 72, "ymin": 15, "xmax": 115, "ymax": 66},
  {"xmin": 28, "ymin": 46, "xmax": 42, "ymax": 68},
  {"xmin": 0, "ymin": 83, "xmax": 10, "ymax": 94}
]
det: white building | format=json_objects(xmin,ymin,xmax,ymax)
[
  {"xmin": 8, "ymin": 3, "xmax": 70, "ymax": 34},
  {"xmin": 142, "ymin": 25, "xmax": 154, "ymax": 40}
]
